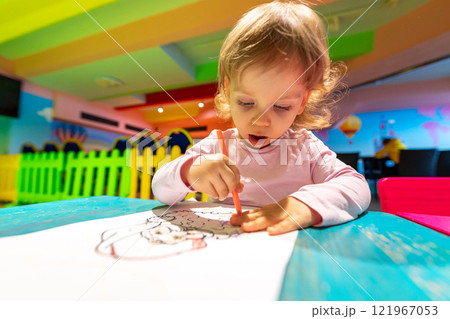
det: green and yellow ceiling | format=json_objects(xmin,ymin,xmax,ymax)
[{"xmin": 0, "ymin": 0, "xmax": 446, "ymax": 108}]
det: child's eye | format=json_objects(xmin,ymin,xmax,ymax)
[
  {"xmin": 237, "ymin": 100, "xmax": 254, "ymax": 108},
  {"xmin": 274, "ymin": 105, "xmax": 291, "ymax": 111}
]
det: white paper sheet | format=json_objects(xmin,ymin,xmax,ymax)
[{"xmin": 0, "ymin": 202, "xmax": 297, "ymax": 300}]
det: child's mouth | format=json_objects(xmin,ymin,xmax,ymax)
[{"xmin": 248, "ymin": 134, "xmax": 268, "ymax": 146}]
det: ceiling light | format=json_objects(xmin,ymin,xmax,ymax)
[
  {"xmin": 95, "ymin": 76, "xmax": 124, "ymax": 88},
  {"xmin": 198, "ymin": 102, "xmax": 204, "ymax": 108},
  {"xmin": 158, "ymin": 107, "xmax": 164, "ymax": 113}
]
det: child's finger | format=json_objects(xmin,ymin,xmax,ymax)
[
  {"xmin": 219, "ymin": 166, "xmax": 240, "ymax": 194},
  {"xmin": 236, "ymin": 182, "xmax": 244, "ymax": 193},
  {"xmin": 229, "ymin": 212, "xmax": 250, "ymax": 225},
  {"xmin": 204, "ymin": 181, "xmax": 220, "ymax": 200},
  {"xmin": 241, "ymin": 216, "xmax": 271, "ymax": 232},
  {"xmin": 227, "ymin": 161, "xmax": 241, "ymax": 189},
  {"xmin": 201, "ymin": 177, "xmax": 227, "ymax": 200},
  {"xmin": 215, "ymin": 174, "xmax": 232, "ymax": 200},
  {"xmin": 246, "ymin": 210, "xmax": 264, "ymax": 219},
  {"xmin": 267, "ymin": 218, "xmax": 300, "ymax": 236}
]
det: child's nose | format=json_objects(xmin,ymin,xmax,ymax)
[{"xmin": 251, "ymin": 109, "xmax": 271, "ymax": 127}]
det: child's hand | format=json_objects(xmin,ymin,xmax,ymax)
[
  {"xmin": 230, "ymin": 197, "xmax": 322, "ymax": 235},
  {"xmin": 184, "ymin": 154, "xmax": 243, "ymax": 201}
]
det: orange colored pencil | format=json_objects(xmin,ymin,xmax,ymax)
[{"xmin": 216, "ymin": 130, "xmax": 242, "ymax": 215}]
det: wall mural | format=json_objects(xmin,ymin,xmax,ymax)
[
  {"xmin": 338, "ymin": 114, "xmax": 362, "ymax": 145},
  {"xmin": 50, "ymin": 121, "xmax": 123, "ymax": 152},
  {"xmin": 318, "ymin": 106, "xmax": 450, "ymax": 156}
]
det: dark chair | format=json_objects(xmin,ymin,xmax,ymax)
[
  {"xmin": 20, "ymin": 143, "xmax": 37, "ymax": 153},
  {"xmin": 398, "ymin": 149, "xmax": 438, "ymax": 177},
  {"xmin": 436, "ymin": 150, "xmax": 450, "ymax": 177},
  {"xmin": 165, "ymin": 128, "xmax": 193, "ymax": 154},
  {"xmin": 137, "ymin": 134, "xmax": 160, "ymax": 155},
  {"xmin": 112, "ymin": 137, "xmax": 132, "ymax": 156},
  {"xmin": 361, "ymin": 157, "xmax": 384, "ymax": 195},
  {"xmin": 62, "ymin": 140, "xmax": 82, "ymax": 154},
  {"xmin": 42, "ymin": 141, "xmax": 60, "ymax": 153},
  {"xmin": 336, "ymin": 152, "xmax": 359, "ymax": 170}
]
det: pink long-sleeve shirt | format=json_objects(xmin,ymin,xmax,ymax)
[{"xmin": 152, "ymin": 128, "xmax": 371, "ymax": 227}]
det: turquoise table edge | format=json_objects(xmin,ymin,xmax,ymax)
[
  {"xmin": 279, "ymin": 211, "xmax": 450, "ymax": 301},
  {"xmin": 0, "ymin": 196, "xmax": 164, "ymax": 238}
]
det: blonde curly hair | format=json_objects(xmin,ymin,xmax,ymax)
[{"xmin": 214, "ymin": 0, "xmax": 346, "ymax": 130}]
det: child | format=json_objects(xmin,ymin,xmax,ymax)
[
  {"xmin": 153, "ymin": 0, "xmax": 371, "ymax": 235},
  {"xmin": 374, "ymin": 137, "xmax": 407, "ymax": 177},
  {"xmin": 375, "ymin": 137, "xmax": 407, "ymax": 165}
]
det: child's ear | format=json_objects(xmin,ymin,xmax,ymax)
[{"xmin": 297, "ymin": 90, "xmax": 312, "ymax": 115}]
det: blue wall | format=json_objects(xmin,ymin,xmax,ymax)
[
  {"xmin": 317, "ymin": 106, "xmax": 450, "ymax": 156},
  {"xmin": 3, "ymin": 91, "xmax": 126, "ymax": 154},
  {"xmin": 8, "ymin": 92, "xmax": 53, "ymax": 154}
]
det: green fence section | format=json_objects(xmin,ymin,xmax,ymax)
[
  {"xmin": 16, "ymin": 152, "xmax": 65, "ymax": 204},
  {"xmin": 1, "ymin": 143, "xmax": 200, "ymax": 206},
  {"xmin": 61, "ymin": 149, "xmax": 131, "ymax": 200},
  {"xmin": 12, "ymin": 149, "xmax": 131, "ymax": 205}
]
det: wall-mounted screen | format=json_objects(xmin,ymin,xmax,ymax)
[{"xmin": 0, "ymin": 74, "xmax": 22, "ymax": 118}]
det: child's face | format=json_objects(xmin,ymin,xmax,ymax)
[{"xmin": 227, "ymin": 62, "xmax": 310, "ymax": 148}]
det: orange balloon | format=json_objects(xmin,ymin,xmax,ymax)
[{"xmin": 339, "ymin": 115, "xmax": 362, "ymax": 139}]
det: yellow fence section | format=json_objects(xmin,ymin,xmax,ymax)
[
  {"xmin": 128, "ymin": 145, "xmax": 183, "ymax": 200},
  {"xmin": 0, "ymin": 154, "xmax": 21, "ymax": 202},
  {"xmin": 127, "ymin": 145, "xmax": 207, "ymax": 202}
]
